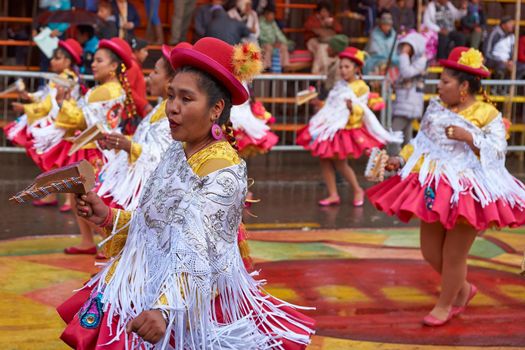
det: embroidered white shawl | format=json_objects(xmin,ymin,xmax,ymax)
[
  {"xmin": 307, "ymin": 80, "xmax": 403, "ymax": 144},
  {"xmin": 89, "ymin": 141, "xmax": 313, "ymax": 349},
  {"xmin": 31, "ymin": 85, "xmax": 125, "ymax": 153},
  {"xmin": 400, "ymin": 98, "xmax": 525, "ymax": 208}
]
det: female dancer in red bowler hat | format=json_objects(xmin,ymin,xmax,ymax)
[
  {"xmin": 297, "ymin": 46, "xmax": 402, "ymax": 207},
  {"xmin": 3, "ymin": 39, "xmax": 83, "ymax": 211},
  {"xmin": 32, "ymin": 38, "xmax": 137, "ymax": 255},
  {"xmin": 58, "ymin": 37, "xmax": 315, "ymax": 349},
  {"xmin": 96, "ymin": 44, "xmax": 185, "ymax": 211},
  {"xmin": 367, "ymin": 47, "xmax": 525, "ymax": 326},
  {"xmin": 70, "ymin": 44, "xmax": 186, "ymax": 259}
]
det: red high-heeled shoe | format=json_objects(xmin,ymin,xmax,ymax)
[
  {"xmin": 64, "ymin": 246, "xmax": 97, "ymax": 255},
  {"xmin": 32, "ymin": 199, "xmax": 58, "ymax": 207}
]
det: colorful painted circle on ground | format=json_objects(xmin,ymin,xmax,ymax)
[
  {"xmin": 259, "ymin": 258, "xmax": 525, "ymax": 347},
  {"xmin": 0, "ymin": 227, "xmax": 524, "ymax": 349}
]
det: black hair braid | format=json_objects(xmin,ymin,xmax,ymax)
[{"xmin": 104, "ymin": 49, "xmax": 139, "ymax": 134}]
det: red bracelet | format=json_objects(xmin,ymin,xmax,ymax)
[{"xmin": 99, "ymin": 208, "xmax": 114, "ymax": 228}]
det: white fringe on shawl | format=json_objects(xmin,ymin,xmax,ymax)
[
  {"xmin": 31, "ymin": 87, "xmax": 125, "ymax": 153},
  {"xmin": 6, "ymin": 85, "xmax": 57, "ymax": 141},
  {"xmin": 87, "ymin": 142, "xmax": 314, "ymax": 349},
  {"xmin": 96, "ymin": 102, "xmax": 173, "ymax": 210},
  {"xmin": 400, "ymin": 98, "xmax": 525, "ymax": 208},
  {"xmin": 230, "ymin": 83, "xmax": 270, "ymax": 141},
  {"xmin": 307, "ymin": 80, "xmax": 403, "ymax": 144}
]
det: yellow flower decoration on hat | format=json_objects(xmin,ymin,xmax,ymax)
[
  {"xmin": 355, "ymin": 49, "xmax": 366, "ymax": 64},
  {"xmin": 458, "ymin": 48, "xmax": 484, "ymax": 69},
  {"xmin": 232, "ymin": 42, "xmax": 263, "ymax": 82}
]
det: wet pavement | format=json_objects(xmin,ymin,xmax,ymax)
[
  {"xmin": 1, "ymin": 151, "xmax": 525, "ymax": 239},
  {"xmin": 2, "ymin": 151, "xmax": 525, "ymax": 349}
]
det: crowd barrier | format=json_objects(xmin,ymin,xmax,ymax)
[{"xmin": 1, "ymin": 70, "xmax": 524, "ymax": 152}]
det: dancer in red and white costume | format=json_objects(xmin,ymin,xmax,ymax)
[{"xmin": 367, "ymin": 47, "xmax": 525, "ymax": 326}]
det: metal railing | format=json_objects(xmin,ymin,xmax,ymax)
[{"xmin": 1, "ymin": 70, "xmax": 525, "ymax": 152}]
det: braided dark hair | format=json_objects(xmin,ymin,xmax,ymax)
[
  {"xmin": 160, "ymin": 56, "xmax": 176, "ymax": 80},
  {"xmin": 445, "ymin": 67, "xmax": 493, "ymax": 105},
  {"xmin": 105, "ymin": 49, "xmax": 139, "ymax": 135},
  {"xmin": 175, "ymin": 66, "xmax": 237, "ymax": 150}
]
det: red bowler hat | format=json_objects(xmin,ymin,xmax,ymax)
[
  {"xmin": 161, "ymin": 42, "xmax": 192, "ymax": 61},
  {"xmin": 169, "ymin": 37, "xmax": 262, "ymax": 105},
  {"xmin": 339, "ymin": 47, "xmax": 366, "ymax": 67},
  {"xmin": 439, "ymin": 47, "xmax": 490, "ymax": 78},
  {"xmin": 98, "ymin": 38, "xmax": 133, "ymax": 69},
  {"xmin": 58, "ymin": 39, "xmax": 83, "ymax": 65}
]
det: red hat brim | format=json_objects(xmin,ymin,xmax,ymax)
[
  {"xmin": 339, "ymin": 52, "xmax": 364, "ymax": 67},
  {"xmin": 439, "ymin": 59, "xmax": 491, "ymax": 78},
  {"xmin": 98, "ymin": 39, "xmax": 133, "ymax": 69},
  {"xmin": 58, "ymin": 41, "xmax": 82, "ymax": 65},
  {"xmin": 169, "ymin": 47, "xmax": 248, "ymax": 105}
]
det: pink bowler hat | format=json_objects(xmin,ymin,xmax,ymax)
[
  {"xmin": 161, "ymin": 42, "xmax": 192, "ymax": 61},
  {"xmin": 58, "ymin": 39, "xmax": 83, "ymax": 65},
  {"xmin": 98, "ymin": 38, "xmax": 133, "ymax": 69},
  {"xmin": 439, "ymin": 47, "xmax": 490, "ymax": 78},
  {"xmin": 169, "ymin": 37, "xmax": 262, "ymax": 105}
]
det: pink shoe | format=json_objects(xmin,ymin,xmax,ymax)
[
  {"xmin": 32, "ymin": 199, "xmax": 58, "ymax": 207},
  {"xmin": 59, "ymin": 204, "xmax": 72, "ymax": 213},
  {"xmin": 64, "ymin": 246, "xmax": 97, "ymax": 255},
  {"xmin": 353, "ymin": 199, "xmax": 364, "ymax": 207},
  {"xmin": 318, "ymin": 197, "xmax": 341, "ymax": 207},
  {"xmin": 451, "ymin": 284, "xmax": 478, "ymax": 317},
  {"xmin": 353, "ymin": 192, "xmax": 365, "ymax": 207},
  {"xmin": 422, "ymin": 309, "xmax": 454, "ymax": 327}
]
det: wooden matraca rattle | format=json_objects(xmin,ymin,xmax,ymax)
[
  {"xmin": 365, "ymin": 148, "xmax": 389, "ymax": 182},
  {"xmin": 295, "ymin": 86, "xmax": 318, "ymax": 106},
  {"xmin": 9, "ymin": 160, "xmax": 95, "ymax": 204}
]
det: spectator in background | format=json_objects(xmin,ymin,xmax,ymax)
[
  {"xmin": 304, "ymin": 1, "xmax": 343, "ymax": 75},
  {"xmin": 252, "ymin": 0, "xmax": 275, "ymax": 15},
  {"xmin": 194, "ymin": 0, "xmax": 225, "ymax": 40},
  {"xmin": 228, "ymin": 0, "xmax": 260, "ymax": 43},
  {"xmin": 519, "ymin": 35, "xmax": 525, "ymax": 77},
  {"xmin": 170, "ymin": 0, "xmax": 197, "ymax": 44},
  {"xmin": 97, "ymin": 0, "xmax": 119, "ymax": 39},
  {"xmin": 70, "ymin": 0, "xmax": 98, "ymax": 12},
  {"xmin": 259, "ymin": 5, "xmax": 289, "ymax": 70},
  {"xmin": 76, "ymin": 25, "xmax": 99, "ymax": 74},
  {"xmin": 358, "ymin": 0, "xmax": 378, "ymax": 36},
  {"xmin": 459, "ymin": 0, "xmax": 485, "ymax": 50},
  {"xmin": 145, "ymin": 0, "xmax": 164, "ymax": 44},
  {"xmin": 390, "ymin": 0, "xmax": 415, "ymax": 34},
  {"xmin": 423, "ymin": 0, "xmax": 466, "ymax": 59},
  {"xmin": 390, "ymin": 31, "xmax": 427, "ymax": 154},
  {"xmin": 319, "ymin": 34, "xmax": 349, "ymax": 101},
  {"xmin": 125, "ymin": 37, "xmax": 151, "ymax": 118},
  {"xmin": 484, "ymin": 16, "xmax": 516, "ymax": 81},
  {"xmin": 205, "ymin": 6, "xmax": 250, "ymax": 44},
  {"xmin": 129, "ymin": 37, "xmax": 149, "ymax": 65},
  {"xmin": 113, "ymin": 0, "xmax": 141, "ymax": 39},
  {"xmin": 45, "ymin": 0, "xmax": 71, "ymax": 39},
  {"xmin": 363, "ymin": 12, "xmax": 398, "ymax": 75}
]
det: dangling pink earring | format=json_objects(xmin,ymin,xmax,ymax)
[{"xmin": 211, "ymin": 123, "xmax": 223, "ymax": 140}]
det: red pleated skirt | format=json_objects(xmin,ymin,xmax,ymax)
[
  {"xmin": 3, "ymin": 121, "xmax": 29, "ymax": 148},
  {"xmin": 366, "ymin": 173, "xmax": 525, "ymax": 231},
  {"xmin": 296, "ymin": 125, "xmax": 384, "ymax": 160},
  {"xmin": 27, "ymin": 139, "xmax": 103, "ymax": 172},
  {"xmin": 58, "ymin": 282, "xmax": 314, "ymax": 350},
  {"xmin": 235, "ymin": 129, "xmax": 279, "ymax": 157}
]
